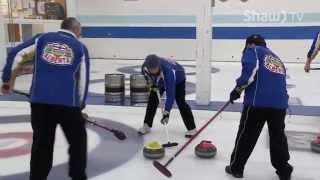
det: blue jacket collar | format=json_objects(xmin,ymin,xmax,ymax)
[{"xmin": 58, "ymin": 29, "xmax": 77, "ymax": 39}]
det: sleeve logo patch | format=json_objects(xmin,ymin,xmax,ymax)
[
  {"xmin": 42, "ymin": 43, "xmax": 74, "ymax": 65},
  {"xmin": 264, "ymin": 55, "xmax": 285, "ymax": 75}
]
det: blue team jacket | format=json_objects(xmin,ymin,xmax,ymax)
[
  {"xmin": 2, "ymin": 30, "xmax": 90, "ymax": 109},
  {"xmin": 236, "ymin": 46, "xmax": 289, "ymax": 109},
  {"xmin": 142, "ymin": 58, "xmax": 186, "ymax": 112},
  {"xmin": 307, "ymin": 32, "xmax": 320, "ymax": 59}
]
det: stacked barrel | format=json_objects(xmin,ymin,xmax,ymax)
[
  {"xmin": 105, "ymin": 74, "xmax": 125, "ymax": 103},
  {"xmin": 130, "ymin": 74, "xmax": 149, "ymax": 104},
  {"xmin": 104, "ymin": 73, "xmax": 149, "ymax": 104}
]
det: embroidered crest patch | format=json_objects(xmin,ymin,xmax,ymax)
[
  {"xmin": 264, "ymin": 55, "xmax": 285, "ymax": 75},
  {"xmin": 42, "ymin": 42, "xmax": 74, "ymax": 65}
]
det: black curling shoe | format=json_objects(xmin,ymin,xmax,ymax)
[{"xmin": 225, "ymin": 166, "xmax": 244, "ymax": 178}]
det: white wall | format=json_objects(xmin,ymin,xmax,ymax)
[
  {"xmin": 78, "ymin": 0, "xmax": 320, "ymax": 16},
  {"xmin": 82, "ymin": 38, "xmax": 196, "ymax": 60},
  {"xmin": 77, "ymin": 0, "xmax": 320, "ymax": 62},
  {"xmin": 0, "ymin": 16, "xmax": 6, "ymax": 68},
  {"xmin": 78, "ymin": 0, "xmax": 202, "ymax": 60},
  {"xmin": 214, "ymin": 0, "xmax": 320, "ymax": 13},
  {"xmin": 77, "ymin": 0, "xmax": 200, "ymax": 15}
]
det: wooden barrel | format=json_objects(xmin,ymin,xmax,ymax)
[
  {"xmin": 130, "ymin": 74, "xmax": 149, "ymax": 103},
  {"xmin": 105, "ymin": 74, "xmax": 125, "ymax": 103}
]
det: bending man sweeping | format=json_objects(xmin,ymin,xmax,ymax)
[{"xmin": 138, "ymin": 55, "xmax": 197, "ymax": 138}]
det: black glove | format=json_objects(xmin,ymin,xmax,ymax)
[
  {"xmin": 149, "ymin": 84, "xmax": 159, "ymax": 92},
  {"xmin": 160, "ymin": 111, "xmax": 170, "ymax": 125},
  {"xmin": 229, "ymin": 87, "xmax": 243, "ymax": 104}
]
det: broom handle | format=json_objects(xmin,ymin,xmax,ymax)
[
  {"xmin": 310, "ymin": 68, "xmax": 320, "ymax": 70},
  {"xmin": 12, "ymin": 90, "xmax": 30, "ymax": 98},
  {"xmin": 164, "ymin": 122, "xmax": 170, "ymax": 142},
  {"xmin": 156, "ymin": 90, "xmax": 171, "ymax": 142},
  {"xmin": 164, "ymin": 101, "xmax": 231, "ymax": 167}
]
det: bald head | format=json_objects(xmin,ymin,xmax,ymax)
[{"xmin": 61, "ymin": 17, "xmax": 81, "ymax": 38}]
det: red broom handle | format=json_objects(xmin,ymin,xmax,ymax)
[{"xmin": 164, "ymin": 101, "xmax": 231, "ymax": 166}]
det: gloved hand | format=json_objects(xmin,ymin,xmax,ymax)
[
  {"xmin": 229, "ymin": 87, "xmax": 243, "ymax": 104},
  {"xmin": 149, "ymin": 84, "xmax": 159, "ymax": 92},
  {"xmin": 1, "ymin": 83, "xmax": 12, "ymax": 95},
  {"xmin": 82, "ymin": 112, "xmax": 89, "ymax": 120},
  {"xmin": 304, "ymin": 59, "xmax": 311, "ymax": 73},
  {"xmin": 160, "ymin": 111, "xmax": 170, "ymax": 125}
]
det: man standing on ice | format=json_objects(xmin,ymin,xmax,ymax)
[
  {"xmin": 138, "ymin": 54, "xmax": 197, "ymax": 138},
  {"xmin": 226, "ymin": 34, "xmax": 293, "ymax": 180},
  {"xmin": 1, "ymin": 17, "xmax": 90, "ymax": 180},
  {"xmin": 304, "ymin": 32, "xmax": 320, "ymax": 73},
  {"xmin": 304, "ymin": 32, "xmax": 320, "ymax": 144}
]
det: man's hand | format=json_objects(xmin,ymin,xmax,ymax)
[
  {"xmin": 82, "ymin": 112, "xmax": 89, "ymax": 120},
  {"xmin": 304, "ymin": 59, "xmax": 311, "ymax": 73},
  {"xmin": 229, "ymin": 87, "xmax": 242, "ymax": 104},
  {"xmin": 149, "ymin": 84, "xmax": 159, "ymax": 92},
  {"xmin": 160, "ymin": 111, "xmax": 170, "ymax": 125},
  {"xmin": 1, "ymin": 83, "xmax": 12, "ymax": 95}
]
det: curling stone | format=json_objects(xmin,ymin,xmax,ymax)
[
  {"xmin": 311, "ymin": 136, "xmax": 320, "ymax": 153},
  {"xmin": 195, "ymin": 140, "xmax": 217, "ymax": 159},
  {"xmin": 143, "ymin": 141, "xmax": 165, "ymax": 159}
]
